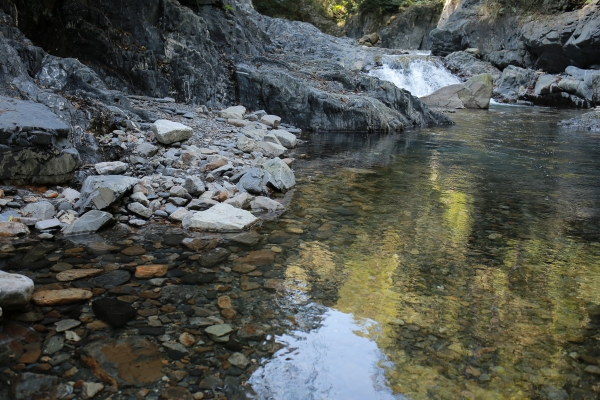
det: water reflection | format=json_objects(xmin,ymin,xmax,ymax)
[
  {"xmin": 252, "ymin": 106, "xmax": 600, "ymax": 399},
  {"xmin": 248, "ymin": 308, "xmax": 404, "ymax": 400}
]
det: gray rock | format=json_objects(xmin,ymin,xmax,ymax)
[
  {"xmin": 61, "ymin": 188, "xmax": 81, "ymax": 203},
  {"xmin": 63, "ymin": 210, "xmax": 114, "ymax": 235},
  {"xmin": 94, "ymin": 161, "xmax": 128, "ymax": 175},
  {"xmin": 136, "ymin": 142, "xmax": 159, "ymax": 157},
  {"xmin": 257, "ymin": 142, "xmax": 286, "ymax": 158},
  {"xmin": 127, "ymin": 202, "xmax": 152, "ymax": 219},
  {"xmin": 0, "ymin": 271, "xmax": 34, "ymax": 309},
  {"xmin": 228, "ymin": 352, "xmax": 250, "ymax": 368},
  {"xmin": 263, "ymin": 158, "xmax": 296, "ymax": 191},
  {"xmin": 237, "ymin": 167, "xmax": 268, "ymax": 195},
  {"xmin": 35, "ymin": 218, "xmax": 61, "ymax": 231},
  {"xmin": 224, "ymin": 192, "xmax": 254, "ymax": 209},
  {"xmin": 237, "ymin": 135, "xmax": 258, "ymax": 153},
  {"xmin": 76, "ymin": 175, "xmax": 138, "ymax": 211},
  {"xmin": 0, "ymin": 221, "xmax": 30, "ymax": 237},
  {"xmin": 184, "ymin": 203, "xmax": 258, "ymax": 232},
  {"xmin": 55, "ymin": 319, "xmax": 81, "ymax": 332},
  {"xmin": 130, "ymin": 192, "xmax": 149, "ymax": 207},
  {"xmin": 152, "ymin": 120, "xmax": 193, "ymax": 144},
  {"xmin": 205, "ymin": 324, "xmax": 233, "ymax": 342},
  {"xmin": 271, "ymin": 129, "xmax": 297, "ymax": 148},
  {"xmin": 495, "ymin": 66, "xmax": 538, "ymax": 102},
  {"xmin": 169, "ymin": 185, "xmax": 188, "ymax": 197},
  {"xmin": 90, "ymin": 270, "xmax": 131, "ymax": 288},
  {"xmin": 43, "ymin": 335, "xmax": 64, "ymax": 355},
  {"xmin": 263, "ymin": 133, "xmax": 282, "ymax": 146},
  {"xmin": 444, "ymin": 51, "xmax": 502, "ymax": 81},
  {"xmin": 169, "ymin": 207, "xmax": 190, "ymax": 222},
  {"xmin": 187, "ymin": 198, "xmax": 218, "ymax": 211},
  {"xmin": 183, "ymin": 176, "xmax": 205, "ymax": 195},
  {"xmin": 23, "ymin": 201, "xmax": 55, "ymax": 220},
  {"xmin": 421, "ymin": 74, "xmax": 493, "ymax": 109},
  {"xmin": 220, "ymin": 106, "xmax": 246, "ymax": 120},
  {"xmin": 10, "ymin": 373, "xmax": 59, "ymax": 400},
  {"xmin": 559, "ymin": 111, "xmax": 600, "ymax": 132}
]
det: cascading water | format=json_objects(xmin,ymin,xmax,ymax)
[{"xmin": 368, "ymin": 52, "xmax": 461, "ymax": 97}]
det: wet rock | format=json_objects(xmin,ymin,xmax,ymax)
[
  {"xmin": 76, "ymin": 175, "xmax": 138, "ymax": 211},
  {"xmin": 179, "ymin": 332, "xmax": 196, "ymax": 347},
  {"xmin": 0, "ymin": 221, "xmax": 30, "ymax": 237},
  {"xmin": 0, "ymin": 271, "xmax": 34, "ymax": 309},
  {"xmin": 63, "ymin": 210, "xmax": 114, "ymax": 235},
  {"xmin": 43, "ymin": 335, "xmax": 65, "ymax": 355},
  {"xmin": 160, "ymin": 285, "xmax": 203, "ymax": 303},
  {"xmin": 220, "ymin": 106, "xmax": 246, "ymax": 120},
  {"xmin": 92, "ymin": 298, "xmax": 137, "ymax": 327},
  {"xmin": 90, "ymin": 270, "xmax": 130, "ymax": 288},
  {"xmin": 122, "ymin": 245, "xmax": 146, "ymax": 256},
  {"xmin": 152, "ymin": 120, "xmax": 193, "ymax": 144},
  {"xmin": 32, "ymin": 288, "xmax": 92, "ymax": 306},
  {"xmin": 55, "ymin": 319, "xmax": 81, "ymax": 332},
  {"xmin": 82, "ymin": 337, "xmax": 163, "ymax": 388},
  {"xmin": 421, "ymin": 73, "xmax": 493, "ymax": 109},
  {"xmin": 82, "ymin": 382, "xmax": 104, "ymax": 399},
  {"xmin": 23, "ymin": 201, "xmax": 55, "ymax": 220},
  {"xmin": 250, "ymin": 196, "xmax": 284, "ymax": 212},
  {"xmin": 10, "ymin": 372, "xmax": 59, "ymax": 400},
  {"xmin": 185, "ymin": 203, "xmax": 258, "ymax": 232},
  {"xmin": 160, "ymin": 387, "xmax": 194, "ymax": 400},
  {"xmin": 559, "ymin": 111, "xmax": 600, "ymax": 132},
  {"xmin": 263, "ymin": 158, "xmax": 295, "ymax": 191},
  {"xmin": 95, "ymin": 161, "xmax": 128, "ymax": 175},
  {"xmin": 205, "ymin": 324, "xmax": 233, "ymax": 342},
  {"xmin": 199, "ymin": 374, "xmax": 224, "ymax": 390},
  {"xmin": 56, "ymin": 268, "xmax": 103, "ymax": 282},
  {"xmin": 135, "ymin": 265, "xmax": 168, "ymax": 279},
  {"xmin": 199, "ymin": 248, "xmax": 230, "ymax": 267},
  {"xmin": 228, "ymin": 352, "xmax": 249, "ymax": 368}
]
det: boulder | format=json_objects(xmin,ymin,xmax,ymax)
[
  {"xmin": 183, "ymin": 176, "xmax": 205, "ymax": 195},
  {"xmin": 95, "ymin": 161, "xmax": 128, "ymax": 175},
  {"xmin": 185, "ymin": 203, "xmax": 258, "ymax": 232},
  {"xmin": 0, "ymin": 221, "xmax": 30, "ymax": 237},
  {"xmin": 0, "ymin": 271, "xmax": 34, "ymax": 309},
  {"xmin": 256, "ymin": 141, "xmax": 286, "ymax": 158},
  {"xmin": 224, "ymin": 192, "xmax": 254, "ymax": 209},
  {"xmin": 62, "ymin": 210, "xmax": 114, "ymax": 235},
  {"xmin": 237, "ymin": 135, "xmax": 258, "ymax": 153},
  {"xmin": 237, "ymin": 167, "xmax": 269, "ymax": 195},
  {"xmin": 76, "ymin": 175, "xmax": 138, "ymax": 211},
  {"xmin": 260, "ymin": 115, "xmax": 281, "ymax": 128},
  {"xmin": 127, "ymin": 202, "xmax": 152, "ymax": 219},
  {"xmin": 152, "ymin": 120, "xmax": 193, "ymax": 144},
  {"xmin": 23, "ymin": 201, "xmax": 55, "ymax": 220},
  {"xmin": 0, "ymin": 97, "xmax": 80, "ymax": 185},
  {"xmin": 495, "ymin": 66, "xmax": 538, "ymax": 102},
  {"xmin": 220, "ymin": 106, "xmax": 246, "ymax": 120},
  {"xmin": 444, "ymin": 51, "xmax": 502, "ymax": 81},
  {"xmin": 271, "ymin": 129, "xmax": 297, "ymax": 148},
  {"xmin": 263, "ymin": 158, "xmax": 296, "ymax": 191},
  {"xmin": 420, "ymin": 74, "xmax": 493, "ymax": 109}
]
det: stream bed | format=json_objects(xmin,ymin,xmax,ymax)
[{"xmin": 2, "ymin": 105, "xmax": 600, "ymax": 400}]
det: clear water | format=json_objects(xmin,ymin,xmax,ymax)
[
  {"xmin": 368, "ymin": 53, "xmax": 461, "ymax": 97},
  {"xmin": 248, "ymin": 105, "xmax": 600, "ymax": 399}
]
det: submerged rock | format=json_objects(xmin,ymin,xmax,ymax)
[{"xmin": 263, "ymin": 158, "xmax": 296, "ymax": 191}]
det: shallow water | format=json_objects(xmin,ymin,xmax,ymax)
[{"xmin": 248, "ymin": 105, "xmax": 600, "ymax": 399}]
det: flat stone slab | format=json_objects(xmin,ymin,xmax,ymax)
[
  {"xmin": 63, "ymin": 210, "xmax": 114, "ymax": 235},
  {"xmin": 32, "ymin": 289, "xmax": 93, "ymax": 306},
  {"xmin": 185, "ymin": 203, "xmax": 258, "ymax": 232},
  {"xmin": 56, "ymin": 268, "xmax": 103, "ymax": 282}
]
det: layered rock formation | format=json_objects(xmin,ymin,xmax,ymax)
[{"xmin": 431, "ymin": 0, "xmax": 600, "ymax": 73}]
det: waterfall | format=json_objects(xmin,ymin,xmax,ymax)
[{"xmin": 368, "ymin": 52, "xmax": 461, "ymax": 98}]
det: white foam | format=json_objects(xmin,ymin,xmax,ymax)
[{"xmin": 369, "ymin": 54, "xmax": 460, "ymax": 97}]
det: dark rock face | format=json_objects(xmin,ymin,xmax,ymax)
[
  {"xmin": 346, "ymin": 2, "xmax": 443, "ymax": 50},
  {"xmin": 431, "ymin": 1, "xmax": 600, "ymax": 73},
  {"xmin": 0, "ymin": 0, "xmax": 450, "ymax": 133},
  {"xmin": 444, "ymin": 51, "xmax": 502, "ymax": 81}
]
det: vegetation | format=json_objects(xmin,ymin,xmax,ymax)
[{"xmin": 356, "ymin": 0, "xmax": 439, "ymax": 14}]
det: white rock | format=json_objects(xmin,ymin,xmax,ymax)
[
  {"xmin": 224, "ymin": 192, "xmax": 255, "ymax": 209},
  {"xmin": 152, "ymin": 120, "xmax": 193, "ymax": 144},
  {"xmin": 250, "ymin": 196, "xmax": 284, "ymax": 212},
  {"xmin": 127, "ymin": 202, "xmax": 152, "ymax": 219},
  {"xmin": 23, "ymin": 201, "xmax": 55, "ymax": 220},
  {"xmin": 237, "ymin": 135, "xmax": 258, "ymax": 153},
  {"xmin": 271, "ymin": 129, "xmax": 297, "ymax": 148},
  {"xmin": 130, "ymin": 192, "xmax": 149, "ymax": 207},
  {"xmin": 220, "ymin": 106, "xmax": 246, "ymax": 120},
  {"xmin": 0, "ymin": 271, "xmax": 34, "ymax": 309},
  {"xmin": 260, "ymin": 115, "xmax": 281, "ymax": 128},
  {"xmin": 186, "ymin": 203, "xmax": 258, "ymax": 231},
  {"xmin": 35, "ymin": 218, "xmax": 61, "ymax": 231},
  {"xmin": 82, "ymin": 382, "xmax": 104, "ymax": 399},
  {"xmin": 169, "ymin": 207, "xmax": 190, "ymax": 222},
  {"xmin": 65, "ymin": 330, "xmax": 81, "ymax": 342},
  {"xmin": 61, "ymin": 188, "xmax": 81, "ymax": 203},
  {"xmin": 94, "ymin": 161, "xmax": 128, "ymax": 175}
]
